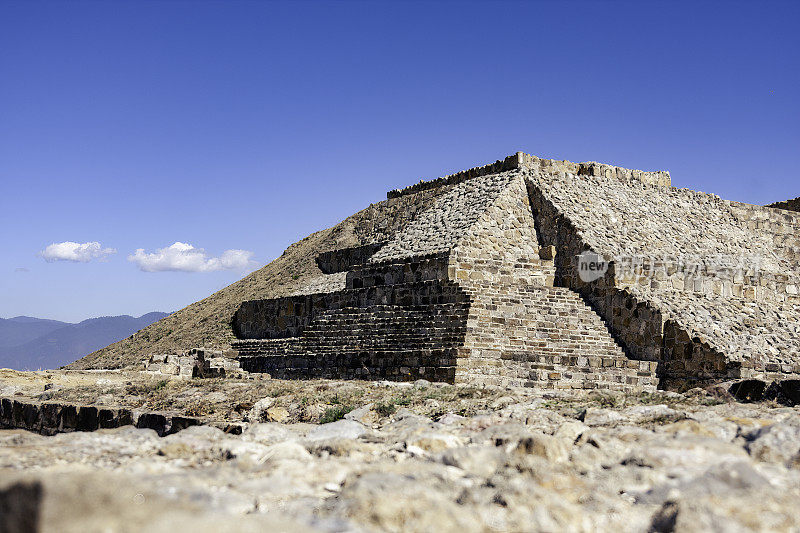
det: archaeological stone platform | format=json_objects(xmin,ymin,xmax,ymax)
[{"xmin": 231, "ymin": 152, "xmax": 800, "ymax": 392}]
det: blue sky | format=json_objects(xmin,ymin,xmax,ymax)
[{"xmin": 1, "ymin": 1, "xmax": 798, "ymax": 322}]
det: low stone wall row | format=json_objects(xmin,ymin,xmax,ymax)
[
  {"xmin": 387, "ymin": 154, "xmax": 524, "ymax": 199},
  {"xmin": 0, "ymin": 397, "xmax": 203, "ymax": 437},
  {"xmin": 239, "ymin": 348, "xmax": 459, "ymax": 383},
  {"xmin": 233, "ymin": 298, "xmax": 470, "ymax": 382},
  {"xmin": 387, "ymin": 152, "xmax": 671, "ymax": 199}
]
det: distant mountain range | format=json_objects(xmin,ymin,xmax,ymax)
[{"xmin": 0, "ymin": 312, "xmax": 169, "ymax": 370}]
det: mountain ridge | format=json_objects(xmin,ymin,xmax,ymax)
[{"xmin": 0, "ymin": 312, "xmax": 169, "ymax": 370}]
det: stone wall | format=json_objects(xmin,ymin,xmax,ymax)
[
  {"xmin": 517, "ymin": 152, "xmax": 672, "ymax": 188},
  {"xmin": 233, "ymin": 254, "xmax": 460, "ymax": 339},
  {"xmin": 373, "ymin": 172, "xmax": 520, "ymax": 263},
  {"xmin": 351, "ymin": 183, "xmax": 457, "ymax": 247},
  {"xmin": 612, "ymin": 256, "xmax": 798, "ymax": 303},
  {"xmin": 387, "ymin": 152, "xmax": 671, "ymax": 199},
  {"xmin": 233, "ymin": 290, "xmax": 469, "ymax": 383},
  {"xmin": 387, "ymin": 154, "xmax": 524, "ymax": 199},
  {"xmin": 728, "ymin": 200, "xmax": 800, "ymax": 266},
  {"xmin": 0, "ymin": 397, "xmax": 200, "ymax": 437},
  {"xmin": 232, "ymin": 273, "xmax": 466, "ymax": 341}
]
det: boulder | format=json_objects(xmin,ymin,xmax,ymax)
[{"xmin": 305, "ymin": 420, "xmax": 367, "ymax": 441}]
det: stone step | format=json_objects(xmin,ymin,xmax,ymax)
[{"xmin": 235, "ymin": 297, "xmax": 468, "ymax": 361}]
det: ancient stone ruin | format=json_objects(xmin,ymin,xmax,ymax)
[
  {"xmin": 145, "ymin": 348, "xmax": 243, "ymax": 379},
  {"xmin": 230, "ymin": 152, "xmax": 800, "ymax": 393}
]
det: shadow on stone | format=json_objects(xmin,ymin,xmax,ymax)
[
  {"xmin": 0, "ymin": 480, "xmax": 42, "ymax": 533},
  {"xmin": 728, "ymin": 380, "xmax": 766, "ymax": 402}
]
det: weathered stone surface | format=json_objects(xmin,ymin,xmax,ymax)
[
  {"xmin": 305, "ymin": 420, "xmax": 367, "ymax": 441},
  {"xmin": 343, "ymin": 403, "xmax": 379, "ymax": 425},
  {"xmin": 0, "ymin": 472, "xmax": 306, "ymax": 532},
  {"xmin": 581, "ymin": 407, "xmax": 628, "ymax": 426},
  {"xmin": 241, "ymin": 422, "xmax": 299, "ymax": 445},
  {"xmin": 406, "ymin": 432, "xmax": 463, "ymax": 453},
  {"xmin": 265, "ymin": 406, "xmax": 290, "ymax": 423},
  {"xmin": 513, "ymin": 433, "xmax": 570, "ymax": 463},
  {"xmin": 746, "ymin": 419, "xmax": 800, "ymax": 465},
  {"xmin": 244, "ymin": 397, "xmax": 274, "ymax": 422}
]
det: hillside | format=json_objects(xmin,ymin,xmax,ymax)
[{"xmin": 0, "ymin": 313, "xmax": 168, "ymax": 370}]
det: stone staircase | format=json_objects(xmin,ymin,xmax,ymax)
[
  {"xmin": 456, "ymin": 282, "xmax": 658, "ymax": 391},
  {"xmin": 233, "ymin": 275, "xmax": 657, "ymax": 390}
]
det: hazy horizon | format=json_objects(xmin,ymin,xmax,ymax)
[{"xmin": 0, "ymin": 311, "xmax": 171, "ymax": 324}]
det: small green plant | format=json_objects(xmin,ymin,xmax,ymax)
[
  {"xmin": 541, "ymin": 400, "xmax": 565, "ymax": 409},
  {"xmin": 375, "ymin": 401, "xmax": 397, "ymax": 417},
  {"xmin": 320, "ymin": 405, "xmax": 353, "ymax": 423},
  {"xmin": 126, "ymin": 379, "xmax": 170, "ymax": 396},
  {"xmin": 631, "ymin": 392, "xmax": 684, "ymax": 408},
  {"xmin": 456, "ymin": 386, "xmax": 482, "ymax": 399},
  {"xmin": 588, "ymin": 391, "xmax": 624, "ymax": 408},
  {"xmin": 292, "ymin": 274, "xmax": 300, "ymax": 280},
  {"xmin": 393, "ymin": 396, "xmax": 412, "ymax": 407},
  {"xmin": 698, "ymin": 397, "xmax": 725, "ymax": 406}
]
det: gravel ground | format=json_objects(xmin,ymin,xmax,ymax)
[{"xmin": 2, "ymin": 370, "xmax": 800, "ymax": 532}]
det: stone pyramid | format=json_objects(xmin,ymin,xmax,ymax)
[{"xmin": 231, "ymin": 152, "xmax": 800, "ymax": 392}]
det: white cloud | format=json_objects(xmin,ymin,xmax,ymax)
[
  {"xmin": 40, "ymin": 241, "xmax": 117, "ymax": 263},
  {"xmin": 128, "ymin": 242, "xmax": 256, "ymax": 273}
]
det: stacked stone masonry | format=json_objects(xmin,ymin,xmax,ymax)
[{"xmin": 231, "ymin": 152, "xmax": 799, "ymax": 392}]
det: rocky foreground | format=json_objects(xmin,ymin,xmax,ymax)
[{"xmin": 1, "ymin": 371, "xmax": 800, "ymax": 532}]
